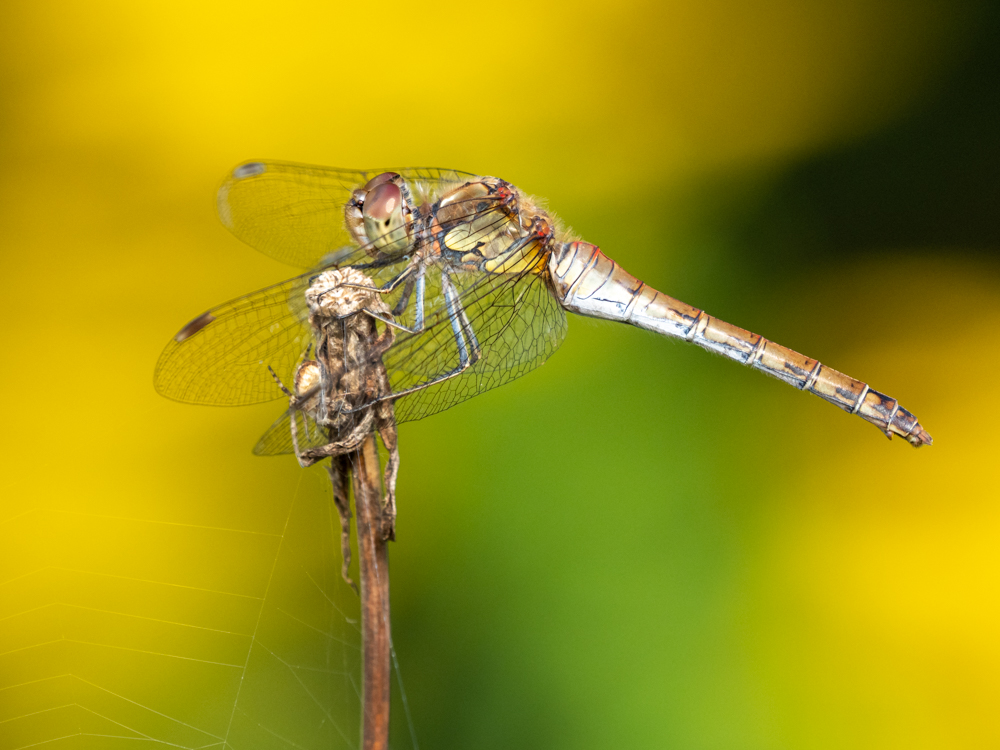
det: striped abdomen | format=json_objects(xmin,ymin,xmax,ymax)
[{"xmin": 548, "ymin": 242, "xmax": 932, "ymax": 447}]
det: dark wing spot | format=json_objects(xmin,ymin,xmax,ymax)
[
  {"xmin": 233, "ymin": 162, "xmax": 266, "ymax": 179},
  {"xmin": 174, "ymin": 312, "xmax": 217, "ymax": 342}
]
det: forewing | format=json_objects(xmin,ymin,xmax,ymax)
[
  {"xmin": 154, "ymin": 274, "xmax": 315, "ymax": 406},
  {"xmin": 217, "ymin": 161, "xmax": 475, "ymax": 269},
  {"xmin": 158, "ymin": 173, "xmax": 514, "ymax": 409},
  {"xmin": 384, "ymin": 241, "xmax": 568, "ymax": 423}
]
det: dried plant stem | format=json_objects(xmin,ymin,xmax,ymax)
[{"xmin": 351, "ymin": 433, "xmax": 392, "ymax": 750}]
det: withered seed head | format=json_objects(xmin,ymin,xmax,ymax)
[{"xmin": 306, "ymin": 267, "xmax": 378, "ymax": 319}]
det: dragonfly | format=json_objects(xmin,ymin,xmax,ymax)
[{"xmin": 155, "ymin": 160, "xmax": 933, "ymax": 459}]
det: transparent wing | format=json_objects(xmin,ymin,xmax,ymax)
[
  {"xmin": 154, "ymin": 274, "xmax": 316, "ymax": 406},
  {"xmin": 155, "ymin": 177, "xmax": 566, "ymax": 420},
  {"xmin": 158, "ymin": 248, "xmax": 566, "ymax": 424},
  {"xmin": 381, "ymin": 239, "xmax": 569, "ymax": 424},
  {"xmin": 217, "ymin": 161, "xmax": 475, "ymax": 269},
  {"xmin": 156, "ymin": 182, "xmax": 522, "ymax": 408},
  {"xmin": 253, "ymin": 407, "xmax": 331, "ymax": 456}
]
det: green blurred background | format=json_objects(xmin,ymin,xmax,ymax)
[{"xmin": 1, "ymin": 0, "xmax": 998, "ymax": 748}]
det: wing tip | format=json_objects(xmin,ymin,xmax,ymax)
[
  {"xmin": 172, "ymin": 311, "xmax": 217, "ymax": 342},
  {"xmin": 217, "ymin": 161, "xmax": 267, "ymax": 228},
  {"xmin": 233, "ymin": 161, "xmax": 267, "ymax": 180}
]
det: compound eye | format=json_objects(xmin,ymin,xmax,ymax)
[
  {"xmin": 363, "ymin": 182, "xmax": 402, "ymax": 224},
  {"xmin": 363, "ymin": 171, "xmax": 400, "ymax": 191},
  {"xmin": 362, "ymin": 181, "xmax": 409, "ymax": 255}
]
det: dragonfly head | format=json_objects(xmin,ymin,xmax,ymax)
[
  {"xmin": 363, "ymin": 181, "xmax": 410, "ymax": 253},
  {"xmin": 344, "ymin": 172, "xmax": 414, "ymax": 258}
]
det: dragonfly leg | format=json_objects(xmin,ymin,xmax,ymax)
[
  {"xmin": 314, "ymin": 264, "xmax": 419, "ymax": 332},
  {"xmin": 442, "ymin": 270, "xmax": 482, "ymax": 368},
  {"xmin": 454, "ymin": 281, "xmax": 480, "ymax": 360},
  {"xmin": 359, "ymin": 313, "xmax": 396, "ymax": 360},
  {"xmin": 382, "ymin": 265, "xmax": 414, "ymax": 298},
  {"xmin": 391, "ymin": 276, "xmax": 415, "ymax": 317},
  {"xmin": 356, "ymin": 270, "xmax": 482, "ymax": 408},
  {"xmin": 342, "ymin": 268, "xmax": 484, "ymax": 414},
  {"xmin": 413, "ymin": 269, "xmax": 426, "ymax": 331},
  {"xmin": 297, "ymin": 410, "xmax": 376, "ymax": 465},
  {"xmin": 359, "ymin": 267, "xmax": 426, "ymax": 335},
  {"xmin": 335, "ymin": 262, "xmax": 414, "ymax": 299}
]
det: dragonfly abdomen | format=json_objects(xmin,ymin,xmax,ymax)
[
  {"xmin": 726, "ymin": 327, "xmax": 932, "ymax": 447},
  {"xmin": 548, "ymin": 242, "xmax": 932, "ymax": 447}
]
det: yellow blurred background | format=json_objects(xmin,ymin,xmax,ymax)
[{"xmin": 1, "ymin": 0, "xmax": 998, "ymax": 748}]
